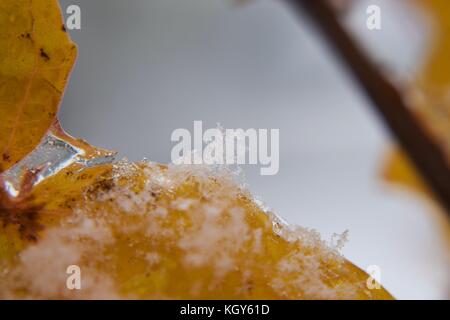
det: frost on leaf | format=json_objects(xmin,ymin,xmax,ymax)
[{"xmin": 0, "ymin": 160, "xmax": 393, "ymax": 299}]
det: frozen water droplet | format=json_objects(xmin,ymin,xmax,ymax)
[{"xmin": 0, "ymin": 131, "xmax": 116, "ymax": 197}]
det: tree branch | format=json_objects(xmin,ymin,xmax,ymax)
[{"xmin": 285, "ymin": 0, "xmax": 450, "ymax": 214}]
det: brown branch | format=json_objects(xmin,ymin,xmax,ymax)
[{"xmin": 285, "ymin": 0, "xmax": 450, "ymax": 214}]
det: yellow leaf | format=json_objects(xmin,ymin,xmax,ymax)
[
  {"xmin": 0, "ymin": 161, "xmax": 393, "ymax": 299},
  {"xmin": 0, "ymin": 0, "xmax": 77, "ymax": 173}
]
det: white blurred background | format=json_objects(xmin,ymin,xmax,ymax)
[{"xmin": 58, "ymin": 0, "xmax": 449, "ymax": 299}]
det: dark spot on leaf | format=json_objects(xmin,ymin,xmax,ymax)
[
  {"xmin": 19, "ymin": 32, "xmax": 31, "ymax": 39},
  {"xmin": 62, "ymin": 24, "xmax": 67, "ymax": 32},
  {"xmin": 40, "ymin": 48, "xmax": 50, "ymax": 61},
  {"xmin": 2, "ymin": 153, "xmax": 10, "ymax": 162},
  {"xmin": 86, "ymin": 178, "xmax": 115, "ymax": 200},
  {"xmin": 151, "ymin": 191, "xmax": 160, "ymax": 200},
  {"xmin": 0, "ymin": 190, "xmax": 44, "ymax": 242},
  {"xmin": 0, "ymin": 170, "xmax": 46, "ymax": 241}
]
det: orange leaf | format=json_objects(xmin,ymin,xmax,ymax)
[{"xmin": 0, "ymin": 0, "xmax": 77, "ymax": 173}]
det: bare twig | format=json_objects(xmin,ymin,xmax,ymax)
[{"xmin": 285, "ymin": 0, "xmax": 450, "ymax": 214}]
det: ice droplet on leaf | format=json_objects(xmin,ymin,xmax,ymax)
[{"xmin": 1, "ymin": 122, "xmax": 116, "ymax": 198}]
